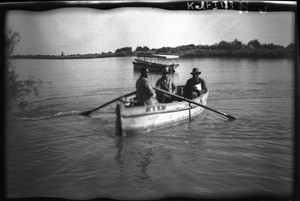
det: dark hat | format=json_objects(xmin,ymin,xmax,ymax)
[
  {"xmin": 141, "ymin": 67, "xmax": 149, "ymax": 74},
  {"xmin": 162, "ymin": 67, "xmax": 170, "ymax": 74},
  {"xmin": 190, "ymin": 68, "xmax": 201, "ymax": 75}
]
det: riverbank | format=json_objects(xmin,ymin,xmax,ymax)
[{"xmin": 10, "ymin": 49, "xmax": 295, "ymax": 59}]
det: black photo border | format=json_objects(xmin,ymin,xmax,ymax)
[{"xmin": 0, "ymin": 1, "xmax": 298, "ymax": 201}]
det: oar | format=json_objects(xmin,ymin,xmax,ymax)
[
  {"xmin": 154, "ymin": 87, "xmax": 236, "ymax": 120},
  {"xmin": 80, "ymin": 91, "xmax": 137, "ymax": 116}
]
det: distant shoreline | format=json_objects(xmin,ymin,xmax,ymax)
[
  {"xmin": 10, "ymin": 40, "xmax": 295, "ymax": 60},
  {"xmin": 10, "ymin": 49, "xmax": 295, "ymax": 60}
]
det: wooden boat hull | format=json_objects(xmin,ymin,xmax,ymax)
[
  {"xmin": 116, "ymin": 92, "xmax": 209, "ymax": 135},
  {"xmin": 132, "ymin": 60, "xmax": 179, "ymax": 72}
]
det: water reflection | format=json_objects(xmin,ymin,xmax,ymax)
[
  {"xmin": 134, "ymin": 149, "xmax": 153, "ymax": 185},
  {"xmin": 114, "ymin": 135, "xmax": 154, "ymax": 186}
]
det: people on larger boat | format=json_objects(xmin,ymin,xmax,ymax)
[
  {"xmin": 183, "ymin": 68, "xmax": 208, "ymax": 100},
  {"xmin": 155, "ymin": 67, "xmax": 177, "ymax": 103},
  {"xmin": 135, "ymin": 67, "xmax": 158, "ymax": 106}
]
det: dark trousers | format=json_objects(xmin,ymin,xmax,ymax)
[
  {"xmin": 185, "ymin": 91, "xmax": 200, "ymax": 100},
  {"xmin": 157, "ymin": 94, "xmax": 172, "ymax": 103}
]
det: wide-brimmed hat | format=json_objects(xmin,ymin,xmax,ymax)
[{"xmin": 190, "ymin": 68, "xmax": 201, "ymax": 75}]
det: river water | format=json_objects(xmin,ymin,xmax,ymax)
[{"xmin": 5, "ymin": 57, "xmax": 294, "ymax": 199}]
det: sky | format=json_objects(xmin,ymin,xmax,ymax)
[{"xmin": 6, "ymin": 6, "xmax": 295, "ymax": 55}]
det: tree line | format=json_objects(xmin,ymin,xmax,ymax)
[
  {"xmin": 114, "ymin": 39, "xmax": 295, "ymax": 58},
  {"xmin": 11, "ymin": 39, "xmax": 295, "ymax": 59}
]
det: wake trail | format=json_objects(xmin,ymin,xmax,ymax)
[
  {"xmin": 11, "ymin": 110, "xmax": 81, "ymax": 120},
  {"xmin": 11, "ymin": 109, "xmax": 116, "ymax": 120}
]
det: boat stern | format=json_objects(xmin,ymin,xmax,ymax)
[{"xmin": 116, "ymin": 101, "xmax": 123, "ymax": 136}]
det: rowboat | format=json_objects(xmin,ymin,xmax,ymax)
[
  {"xmin": 133, "ymin": 54, "xmax": 179, "ymax": 72},
  {"xmin": 116, "ymin": 89, "xmax": 209, "ymax": 135}
]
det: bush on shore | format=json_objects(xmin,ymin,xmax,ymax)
[{"xmin": 5, "ymin": 30, "xmax": 42, "ymax": 111}]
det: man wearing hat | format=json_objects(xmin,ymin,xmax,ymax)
[
  {"xmin": 135, "ymin": 67, "xmax": 158, "ymax": 106},
  {"xmin": 183, "ymin": 68, "xmax": 208, "ymax": 99},
  {"xmin": 155, "ymin": 67, "xmax": 176, "ymax": 103}
]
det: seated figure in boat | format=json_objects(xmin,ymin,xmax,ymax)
[
  {"xmin": 135, "ymin": 67, "xmax": 158, "ymax": 106},
  {"xmin": 183, "ymin": 68, "xmax": 208, "ymax": 100},
  {"xmin": 155, "ymin": 68, "xmax": 177, "ymax": 103}
]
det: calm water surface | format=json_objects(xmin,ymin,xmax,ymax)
[{"xmin": 6, "ymin": 57, "xmax": 294, "ymax": 199}]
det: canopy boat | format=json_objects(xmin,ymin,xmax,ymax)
[
  {"xmin": 133, "ymin": 54, "xmax": 179, "ymax": 72},
  {"xmin": 116, "ymin": 87, "xmax": 209, "ymax": 135}
]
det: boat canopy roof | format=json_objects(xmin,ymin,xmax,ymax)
[{"xmin": 137, "ymin": 54, "xmax": 179, "ymax": 59}]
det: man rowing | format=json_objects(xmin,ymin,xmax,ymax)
[{"xmin": 135, "ymin": 67, "xmax": 158, "ymax": 106}]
